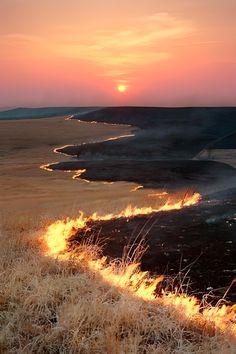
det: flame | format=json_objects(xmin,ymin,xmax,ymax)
[
  {"xmin": 105, "ymin": 133, "xmax": 134, "ymax": 141},
  {"xmin": 40, "ymin": 191, "xmax": 236, "ymax": 336},
  {"xmin": 148, "ymin": 191, "xmax": 168, "ymax": 197},
  {"xmin": 72, "ymin": 169, "xmax": 87, "ymax": 180},
  {"xmin": 130, "ymin": 185, "xmax": 143, "ymax": 192},
  {"xmin": 65, "ymin": 115, "xmax": 74, "ymax": 120},
  {"xmin": 40, "ymin": 163, "xmax": 54, "ymax": 172},
  {"xmin": 42, "ymin": 192, "xmax": 201, "ymax": 257}
]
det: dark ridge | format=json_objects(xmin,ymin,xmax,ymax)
[
  {"xmin": 211, "ymin": 132, "xmax": 236, "ymax": 149},
  {"xmin": 74, "ymin": 106, "xmax": 236, "ymax": 130},
  {"xmin": 58, "ymin": 106, "xmax": 236, "ymax": 161}
]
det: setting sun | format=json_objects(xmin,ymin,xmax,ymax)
[{"xmin": 117, "ymin": 84, "xmax": 128, "ymax": 93}]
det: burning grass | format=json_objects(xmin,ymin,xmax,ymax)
[
  {"xmin": 43, "ymin": 192, "xmax": 201, "ymax": 258},
  {"xmin": 1, "ymin": 194, "xmax": 236, "ymax": 353}
]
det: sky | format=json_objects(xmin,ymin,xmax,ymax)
[{"xmin": 0, "ymin": 0, "xmax": 236, "ymax": 108}]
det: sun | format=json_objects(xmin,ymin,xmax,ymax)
[{"xmin": 117, "ymin": 84, "xmax": 128, "ymax": 93}]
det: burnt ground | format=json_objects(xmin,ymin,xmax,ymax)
[
  {"xmin": 41, "ymin": 106, "xmax": 236, "ymax": 302},
  {"xmin": 69, "ymin": 189, "xmax": 236, "ymax": 303},
  {"xmin": 50, "ymin": 159, "xmax": 236, "ymax": 194},
  {"xmin": 66, "ymin": 106, "xmax": 236, "ymax": 160},
  {"xmin": 48, "ymin": 107, "xmax": 236, "ymax": 192}
]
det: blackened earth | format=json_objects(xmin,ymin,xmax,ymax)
[{"xmin": 70, "ymin": 189, "xmax": 236, "ymax": 303}]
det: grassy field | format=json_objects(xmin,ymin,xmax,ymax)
[
  {"xmin": 1, "ymin": 116, "xmax": 236, "ymax": 353},
  {"xmin": 0, "ymin": 116, "xmax": 136, "ymax": 219},
  {"xmin": 1, "ymin": 214, "xmax": 236, "ymax": 353}
]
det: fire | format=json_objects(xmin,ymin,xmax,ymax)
[
  {"xmin": 40, "ymin": 163, "xmax": 54, "ymax": 172},
  {"xmin": 44, "ymin": 215, "xmax": 87, "ymax": 256},
  {"xmin": 72, "ymin": 169, "xmax": 87, "ymax": 180},
  {"xmin": 131, "ymin": 185, "xmax": 143, "ymax": 192},
  {"xmin": 42, "ymin": 191, "xmax": 201, "ymax": 257},
  {"xmin": 148, "ymin": 191, "xmax": 168, "ymax": 197},
  {"xmin": 40, "ymin": 191, "xmax": 236, "ymax": 336}
]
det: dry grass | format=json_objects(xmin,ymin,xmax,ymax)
[{"xmin": 0, "ymin": 217, "xmax": 236, "ymax": 354}]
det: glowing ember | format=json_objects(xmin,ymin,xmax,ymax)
[
  {"xmin": 40, "ymin": 192, "xmax": 236, "ymax": 336},
  {"xmin": 148, "ymin": 191, "xmax": 168, "ymax": 197},
  {"xmin": 130, "ymin": 185, "xmax": 143, "ymax": 192},
  {"xmin": 40, "ymin": 163, "xmax": 54, "ymax": 172},
  {"xmin": 72, "ymin": 169, "xmax": 87, "ymax": 180},
  {"xmin": 105, "ymin": 133, "xmax": 134, "ymax": 141}
]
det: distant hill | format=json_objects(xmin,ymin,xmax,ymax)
[
  {"xmin": 74, "ymin": 106, "xmax": 236, "ymax": 129},
  {"xmin": 0, "ymin": 107, "xmax": 100, "ymax": 120}
]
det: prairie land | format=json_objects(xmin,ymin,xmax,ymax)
[{"xmin": 1, "ymin": 109, "xmax": 236, "ymax": 353}]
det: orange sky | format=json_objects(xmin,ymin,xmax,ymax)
[{"xmin": 1, "ymin": 0, "xmax": 236, "ymax": 107}]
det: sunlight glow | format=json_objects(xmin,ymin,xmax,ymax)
[{"xmin": 117, "ymin": 84, "xmax": 128, "ymax": 93}]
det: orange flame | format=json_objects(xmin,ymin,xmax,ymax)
[
  {"xmin": 40, "ymin": 192, "xmax": 236, "ymax": 336},
  {"xmin": 43, "ymin": 192, "xmax": 201, "ymax": 257},
  {"xmin": 40, "ymin": 163, "xmax": 54, "ymax": 172}
]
